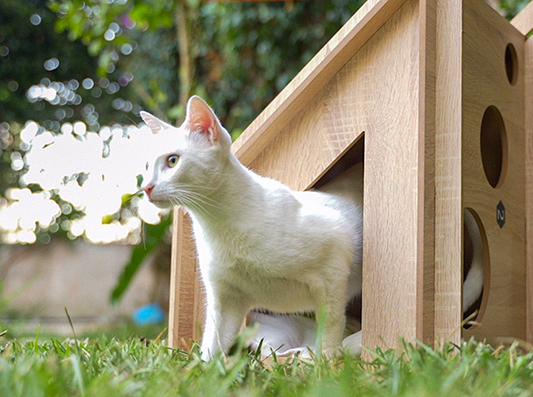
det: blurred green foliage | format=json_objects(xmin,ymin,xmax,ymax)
[
  {"xmin": 111, "ymin": 215, "xmax": 172, "ymax": 304},
  {"xmin": 498, "ymin": 0, "xmax": 531, "ymax": 17},
  {"xmin": 0, "ymin": 0, "xmax": 136, "ymax": 201},
  {"xmin": 2, "ymin": 0, "xmax": 527, "ymax": 226},
  {"xmin": 47, "ymin": 0, "xmax": 367, "ymax": 132},
  {"xmin": 0, "ymin": 0, "xmax": 530, "ymax": 302},
  {"xmin": 195, "ymin": 0, "xmax": 365, "ymax": 136}
]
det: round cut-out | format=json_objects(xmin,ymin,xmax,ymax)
[
  {"xmin": 505, "ymin": 43, "xmax": 518, "ymax": 85},
  {"xmin": 480, "ymin": 106, "xmax": 507, "ymax": 189}
]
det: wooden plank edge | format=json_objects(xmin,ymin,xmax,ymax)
[
  {"xmin": 511, "ymin": 0, "xmax": 533, "ymax": 37},
  {"xmin": 192, "ymin": 264, "xmax": 205, "ymax": 343},
  {"xmin": 525, "ymin": 37, "xmax": 533, "ymax": 343},
  {"xmin": 168, "ymin": 207, "xmax": 185, "ymax": 349},
  {"xmin": 433, "ymin": 0, "xmax": 463, "ymax": 345},
  {"xmin": 231, "ymin": 0, "xmax": 409, "ymax": 167},
  {"xmin": 418, "ymin": 0, "xmax": 436, "ymax": 344}
]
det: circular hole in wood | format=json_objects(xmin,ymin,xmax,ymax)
[
  {"xmin": 505, "ymin": 43, "xmax": 518, "ymax": 85},
  {"xmin": 463, "ymin": 208, "xmax": 490, "ymax": 330},
  {"xmin": 480, "ymin": 106, "xmax": 507, "ymax": 188}
]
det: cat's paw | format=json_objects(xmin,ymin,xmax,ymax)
[
  {"xmin": 321, "ymin": 347, "xmax": 342, "ymax": 358},
  {"xmin": 342, "ymin": 331, "xmax": 362, "ymax": 356},
  {"xmin": 200, "ymin": 350, "xmax": 213, "ymax": 361},
  {"xmin": 200, "ymin": 344, "xmax": 219, "ymax": 361},
  {"xmin": 273, "ymin": 346, "xmax": 314, "ymax": 359}
]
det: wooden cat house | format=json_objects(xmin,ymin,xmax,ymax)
[{"xmin": 167, "ymin": 0, "xmax": 533, "ymax": 353}]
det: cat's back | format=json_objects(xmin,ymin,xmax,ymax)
[
  {"xmin": 195, "ymin": 162, "xmax": 363, "ymax": 266},
  {"xmin": 294, "ymin": 163, "xmax": 363, "ymax": 227}
]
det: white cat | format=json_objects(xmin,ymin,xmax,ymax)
[{"xmin": 140, "ymin": 96, "xmax": 484, "ymax": 360}]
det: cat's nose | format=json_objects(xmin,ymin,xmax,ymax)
[{"xmin": 143, "ymin": 184, "xmax": 154, "ymax": 200}]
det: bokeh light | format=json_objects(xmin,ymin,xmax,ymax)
[{"xmin": 0, "ymin": 121, "xmax": 163, "ymax": 245}]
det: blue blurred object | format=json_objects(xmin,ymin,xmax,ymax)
[{"xmin": 132, "ymin": 303, "xmax": 165, "ymax": 325}]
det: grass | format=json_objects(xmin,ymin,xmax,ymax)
[{"xmin": 1, "ymin": 324, "xmax": 533, "ymax": 397}]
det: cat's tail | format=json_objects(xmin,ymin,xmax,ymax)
[{"xmin": 462, "ymin": 210, "xmax": 485, "ymax": 313}]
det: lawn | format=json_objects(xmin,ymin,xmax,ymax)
[{"xmin": 1, "ymin": 323, "xmax": 533, "ymax": 397}]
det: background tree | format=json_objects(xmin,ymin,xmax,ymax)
[
  {"xmin": 48, "ymin": 0, "xmax": 366, "ymax": 131},
  {"xmin": 497, "ymin": 0, "xmax": 531, "ymax": 17}
]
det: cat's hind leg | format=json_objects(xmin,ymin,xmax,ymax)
[
  {"xmin": 306, "ymin": 280, "xmax": 349, "ymax": 356},
  {"xmin": 342, "ymin": 331, "xmax": 362, "ymax": 356}
]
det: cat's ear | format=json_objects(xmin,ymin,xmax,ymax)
[
  {"xmin": 183, "ymin": 96, "xmax": 224, "ymax": 145},
  {"xmin": 140, "ymin": 111, "xmax": 170, "ymax": 134}
]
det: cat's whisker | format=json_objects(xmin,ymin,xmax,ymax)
[
  {"xmin": 169, "ymin": 196, "xmax": 206, "ymax": 221},
  {"xmin": 187, "ymin": 195, "xmax": 218, "ymax": 219},
  {"xmin": 181, "ymin": 191, "xmax": 224, "ymax": 213},
  {"xmin": 172, "ymin": 192, "xmax": 212, "ymax": 219},
  {"xmin": 174, "ymin": 185, "xmax": 224, "ymax": 208},
  {"xmin": 168, "ymin": 196, "xmax": 182, "ymax": 210},
  {"xmin": 170, "ymin": 187, "xmax": 226, "ymax": 218},
  {"xmin": 179, "ymin": 183, "xmax": 219, "ymax": 192}
]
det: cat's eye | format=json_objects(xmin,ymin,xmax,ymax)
[
  {"xmin": 167, "ymin": 155, "xmax": 179, "ymax": 168},
  {"xmin": 145, "ymin": 162, "xmax": 149, "ymax": 171}
]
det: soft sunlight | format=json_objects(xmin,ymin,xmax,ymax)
[{"xmin": 0, "ymin": 120, "xmax": 163, "ymax": 244}]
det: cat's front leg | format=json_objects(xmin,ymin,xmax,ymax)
[{"xmin": 200, "ymin": 294, "xmax": 249, "ymax": 360}]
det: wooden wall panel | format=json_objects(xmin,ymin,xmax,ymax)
[
  {"xmin": 461, "ymin": 0, "xmax": 526, "ymax": 343},
  {"xmin": 513, "ymin": 0, "xmax": 533, "ymax": 347}
]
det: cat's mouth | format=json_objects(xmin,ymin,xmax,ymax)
[
  {"xmin": 147, "ymin": 196, "xmax": 173, "ymax": 209},
  {"xmin": 142, "ymin": 185, "xmax": 173, "ymax": 208}
]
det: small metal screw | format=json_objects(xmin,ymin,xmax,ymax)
[{"xmin": 496, "ymin": 201, "xmax": 505, "ymax": 229}]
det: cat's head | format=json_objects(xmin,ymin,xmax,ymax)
[{"xmin": 140, "ymin": 96, "xmax": 232, "ymax": 209}]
